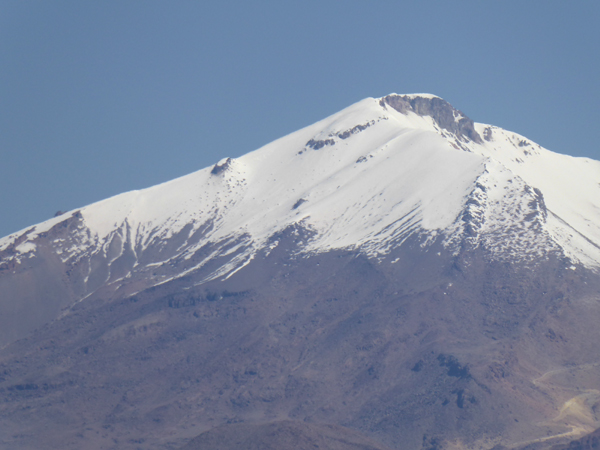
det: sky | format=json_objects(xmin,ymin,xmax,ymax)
[{"xmin": 1, "ymin": 1, "xmax": 599, "ymax": 238}]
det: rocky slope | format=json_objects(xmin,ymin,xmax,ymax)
[
  {"xmin": 0, "ymin": 94, "xmax": 599, "ymax": 450},
  {"xmin": 178, "ymin": 420, "xmax": 394, "ymax": 450},
  {"xmin": 551, "ymin": 428, "xmax": 600, "ymax": 450}
]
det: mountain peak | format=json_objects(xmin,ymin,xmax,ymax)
[{"xmin": 380, "ymin": 93, "xmax": 483, "ymax": 143}]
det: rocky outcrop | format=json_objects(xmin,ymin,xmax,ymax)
[
  {"xmin": 381, "ymin": 94, "xmax": 483, "ymax": 143},
  {"xmin": 211, "ymin": 157, "xmax": 233, "ymax": 175}
]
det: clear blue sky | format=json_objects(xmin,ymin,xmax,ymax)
[{"xmin": 1, "ymin": 1, "xmax": 599, "ymax": 238}]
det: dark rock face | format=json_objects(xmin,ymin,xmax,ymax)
[
  {"xmin": 483, "ymin": 126, "xmax": 494, "ymax": 141},
  {"xmin": 305, "ymin": 120, "xmax": 378, "ymax": 151},
  {"xmin": 211, "ymin": 157, "xmax": 233, "ymax": 175},
  {"xmin": 292, "ymin": 198, "xmax": 307, "ymax": 210},
  {"xmin": 307, "ymin": 138, "xmax": 336, "ymax": 150},
  {"xmin": 337, "ymin": 121, "xmax": 376, "ymax": 140},
  {"xmin": 381, "ymin": 95, "xmax": 483, "ymax": 143}
]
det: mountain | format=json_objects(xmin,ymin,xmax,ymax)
[{"xmin": 0, "ymin": 94, "xmax": 599, "ymax": 450}]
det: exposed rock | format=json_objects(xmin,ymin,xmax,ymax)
[
  {"xmin": 292, "ymin": 198, "xmax": 307, "ymax": 210},
  {"xmin": 338, "ymin": 120, "xmax": 376, "ymax": 139},
  {"xmin": 211, "ymin": 157, "xmax": 233, "ymax": 175},
  {"xmin": 306, "ymin": 120, "xmax": 376, "ymax": 150},
  {"xmin": 306, "ymin": 138, "xmax": 336, "ymax": 150},
  {"xmin": 381, "ymin": 94, "xmax": 483, "ymax": 143},
  {"xmin": 483, "ymin": 127, "xmax": 494, "ymax": 141}
]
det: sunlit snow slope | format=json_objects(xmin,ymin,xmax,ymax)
[{"xmin": 1, "ymin": 94, "xmax": 599, "ymax": 303}]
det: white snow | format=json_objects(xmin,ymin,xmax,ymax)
[{"xmin": 15, "ymin": 241, "xmax": 36, "ymax": 255}]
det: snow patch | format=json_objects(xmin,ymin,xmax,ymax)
[{"xmin": 15, "ymin": 241, "xmax": 36, "ymax": 255}]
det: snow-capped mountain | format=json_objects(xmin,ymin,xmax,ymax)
[
  {"xmin": 1, "ymin": 94, "xmax": 600, "ymax": 450},
  {"xmin": 1, "ymin": 95, "xmax": 599, "ymax": 300}
]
